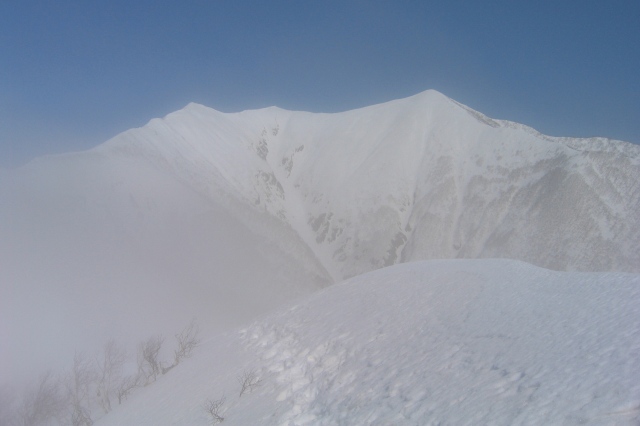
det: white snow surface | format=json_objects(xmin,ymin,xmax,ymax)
[
  {"xmin": 96, "ymin": 260, "xmax": 640, "ymax": 426},
  {"xmin": 1, "ymin": 89, "xmax": 639, "ymax": 391}
]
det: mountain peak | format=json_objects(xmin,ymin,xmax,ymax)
[{"xmin": 79, "ymin": 89, "xmax": 640, "ymax": 276}]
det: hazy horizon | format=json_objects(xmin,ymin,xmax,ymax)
[{"xmin": 2, "ymin": 1, "xmax": 639, "ymax": 167}]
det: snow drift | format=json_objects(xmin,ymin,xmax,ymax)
[{"xmin": 96, "ymin": 260, "xmax": 640, "ymax": 425}]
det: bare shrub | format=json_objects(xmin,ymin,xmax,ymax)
[
  {"xmin": 116, "ymin": 374, "xmax": 140, "ymax": 405},
  {"xmin": 137, "ymin": 335, "xmax": 164, "ymax": 385},
  {"xmin": 173, "ymin": 319, "xmax": 201, "ymax": 366},
  {"xmin": 96, "ymin": 339, "xmax": 126, "ymax": 413},
  {"xmin": 70, "ymin": 405, "xmax": 93, "ymax": 426},
  {"xmin": 237, "ymin": 370, "xmax": 262, "ymax": 397},
  {"xmin": 66, "ymin": 353, "xmax": 97, "ymax": 426},
  {"xmin": 17, "ymin": 371, "xmax": 66, "ymax": 426},
  {"xmin": 202, "ymin": 396, "xmax": 225, "ymax": 424}
]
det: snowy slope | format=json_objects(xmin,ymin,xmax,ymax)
[
  {"xmin": 2, "ymin": 89, "xmax": 639, "ymax": 387},
  {"xmin": 93, "ymin": 90, "xmax": 640, "ymax": 276},
  {"xmin": 0, "ymin": 147, "xmax": 331, "ymax": 385},
  {"xmin": 95, "ymin": 260, "xmax": 640, "ymax": 426}
]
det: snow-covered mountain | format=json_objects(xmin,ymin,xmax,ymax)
[
  {"xmin": 54, "ymin": 89, "xmax": 640, "ymax": 277},
  {"xmin": 1, "ymin": 89, "xmax": 639, "ymax": 393}
]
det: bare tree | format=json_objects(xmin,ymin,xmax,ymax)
[
  {"xmin": 202, "ymin": 396, "xmax": 225, "ymax": 424},
  {"xmin": 70, "ymin": 405, "xmax": 93, "ymax": 426},
  {"xmin": 137, "ymin": 335, "xmax": 164, "ymax": 385},
  {"xmin": 173, "ymin": 319, "xmax": 201, "ymax": 366},
  {"xmin": 116, "ymin": 374, "xmax": 140, "ymax": 405},
  {"xmin": 237, "ymin": 370, "xmax": 262, "ymax": 397},
  {"xmin": 17, "ymin": 371, "xmax": 66, "ymax": 426},
  {"xmin": 66, "ymin": 353, "xmax": 97, "ymax": 426},
  {"xmin": 96, "ymin": 339, "xmax": 126, "ymax": 413}
]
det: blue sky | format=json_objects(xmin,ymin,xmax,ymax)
[{"xmin": 1, "ymin": 0, "xmax": 639, "ymax": 167}]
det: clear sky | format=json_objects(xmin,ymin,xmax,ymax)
[{"xmin": 1, "ymin": 0, "xmax": 639, "ymax": 167}]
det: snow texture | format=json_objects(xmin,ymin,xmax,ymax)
[{"xmin": 97, "ymin": 260, "xmax": 640, "ymax": 426}]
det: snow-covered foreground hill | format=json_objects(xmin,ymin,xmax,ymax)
[{"xmin": 97, "ymin": 260, "xmax": 640, "ymax": 426}]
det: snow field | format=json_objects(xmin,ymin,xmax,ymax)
[{"xmin": 98, "ymin": 260, "xmax": 640, "ymax": 425}]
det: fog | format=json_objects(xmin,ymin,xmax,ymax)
[{"xmin": 0, "ymin": 157, "xmax": 330, "ymax": 387}]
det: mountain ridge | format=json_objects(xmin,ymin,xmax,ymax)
[
  {"xmin": 10, "ymin": 89, "xmax": 640, "ymax": 276},
  {"xmin": 136, "ymin": 89, "xmax": 640, "ymax": 275}
]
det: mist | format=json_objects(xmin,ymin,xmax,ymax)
[{"xmin": 0, "ymin": 151, "xmax": 330, "ymax": 387}]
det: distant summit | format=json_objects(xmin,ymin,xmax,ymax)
[{"xmin": 89, "ymin": 89, "xmax": 640, "ymax": 274}]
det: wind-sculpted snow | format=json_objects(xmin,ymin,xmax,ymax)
[{"xmin": 96, "ymin": 260, "xmax": 640, "ymax": 425}]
